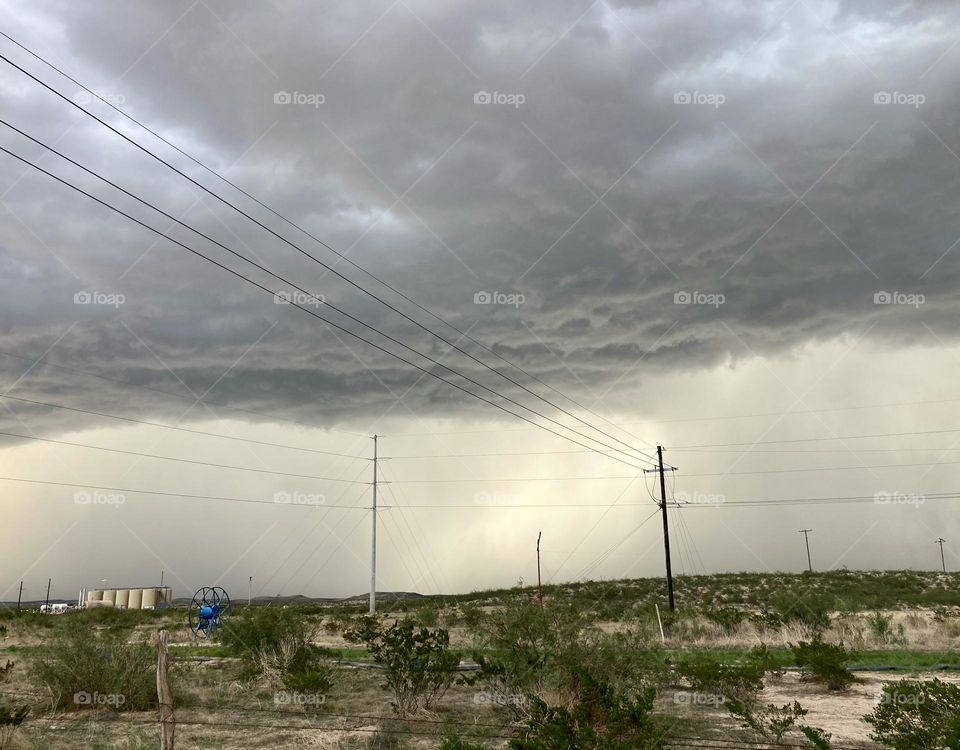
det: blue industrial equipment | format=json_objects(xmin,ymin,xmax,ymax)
[{"xmin": 189, "ymin": 586, "xmax": 230, "ymax": 638}]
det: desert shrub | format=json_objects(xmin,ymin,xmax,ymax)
[
  {"xmin": 866, "ymin": 612, "xmax": 906, "ymax": 645},
  {"xmin": 726, "ymin": 697, "xmax": 831, "ymax": 747},
  {"xmin": 790, "ymin": 635, "xmax": 857, "ymax": 691},
  {"xmin": 864, "ymin": 679, "xmax": 960, "ymax": 750},
  {"xmin": 469, "ymin": 601, "xmax": 587, "ymax": 698},
  {"xmin": 771, "ymin": 592, "xmax": 832, "ymax": 632},
  {"xmin": 220, "ymin": 606, "xmax": 331, "ymax": 692},
  {"xmin": 406, "ymin": 605, "xmax": 439, "ymax": 628},
  {"xmin": 675, "ymin": 645, "xmax": 774, "ymax": 701},
  {"xmin": 344, "ymin": 616, "xmax": 459, "ymax": 716},
  {"xmin": 703, "ymin": 607, "xmax": 746, "ymax": 634},
  {"xmin": 510, "ymin": 667, "xmax": 668, "ymax": 750},
  {"xmin": 30, "ymin": 623, "xmax": 156, "ymax": 711}
]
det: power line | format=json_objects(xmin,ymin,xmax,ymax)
[
  {"xmin": 387, "ymin": 457, "xmax": 960, "ymax": 481},
  {"xmin": 0, "ymin": 139, "xmax": 650, "ymax": 473},
  {"xmin": 0, "ymin": 393, "xmax": 369, "ymax": 459},
  {"xmin": 673, "ymin": 426, "xmax": 960, "ymax": 449},
  {"xmin": 0, "ymin": 29, "xmax": 660, "ymax": 466},
  {"xmin": 0, "ymin": 428, "xmax": 368, "ymax": 484},
  {"xmin": 0, "ymin": 56, "xmax": 656, "ymax": 470},
  {"xmin": 0, "ymin": 476, "xmax": 369, "ymax": 508}
]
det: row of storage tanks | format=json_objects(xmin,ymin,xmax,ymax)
[{"xmin": 84, "ymin": 587, "xmax": 173, "ymax": 610}]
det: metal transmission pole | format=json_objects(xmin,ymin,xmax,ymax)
[
  {"xmin": 799, "ymin": 529, "xmax": 813, "ymax": 573},
  {"xmin": 44, "ymin": 577, "xmax": 51, "ymax": 612},
  {"xmin": 16, "ymin": 581, "xmax": 22, "ymax": 611},
  {"xmin": 657, "ymin": 446, "xmax": 676, "ymax": 611},
  {"xmin": 935, "ymin": 538, "xmax": 947, "ymax": 573},
  {"xmin": 369, "ymin": 434, "xmax": 378, "ymax": 615}
]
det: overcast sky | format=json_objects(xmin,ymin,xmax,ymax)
[{"xmin": 1, "ymin": 0, "xmax": 959, "ymax": 604}]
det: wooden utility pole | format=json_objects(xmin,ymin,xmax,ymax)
[
  {"xmin": 536, "ymin": 532, "xmax": 543, "ymax": 608},
  {"xmin": 936, "ymin": 538, "xmax": 947, "ymax": 573},
  {"xmin": 369, "ymin": 434, "xmax": 378, "ymax": 614},
  {"xmin": 156, "ymin": 630, "xmax": 174, "ymax": 749},
  {"xmin": 799, "ymin": 529, "xmax": 813, "ymax": 573},
  {"xmin": 657, "ymin": 446, "xmax": 676, "ymax": 611},
  {"xmin": 43, "ymin": 578, "xmax": 51, "ymax": 612},
  {"xmin": 16, "ymin": 581, "xmax": 22, "ymax": 611}
]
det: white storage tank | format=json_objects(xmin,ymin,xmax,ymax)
[
  {"xmin": 127, "ymin": 588, "xmax": 143, "ymax": 610},
  {"xmin": 114, "ymin": 589, "xmax": 130, "ymax": 609},
  {"xmin": 86, "ymin": 590, "xmax": 103, "ymax": 603},
  {"xmin": 102, "ymin": 589, "xmax": 116, "ymax": 606},
  {"xmin": 141, "ymin": 588, "xmax": 158, "ymax": 609}
]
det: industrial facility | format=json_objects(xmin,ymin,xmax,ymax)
[{"xmin": 82, "ymin": 586, "xmax": 173, "ymax": 610}]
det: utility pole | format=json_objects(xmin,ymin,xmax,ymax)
[
  {"xmin": 536, "ymin": 532, "xmax": 543, "ymax": 608},
  {"xmin": 16, "ymin": 581, "xmax": 22, "ymax": 611},
  {"xmin": 248, "ymin": 576, "xmax": 253, "ymax": 607},
  {"xmin": 160, "ymin": 570, "xmax": 164, "ymax": 589},
  {"xmin": 657, "ymin": 446, "xmax": 676, "ymax": 611},
  {"xmin": 799, "ymin": 529, "xmax": 813, "ymax": 573},
  {"xmin": 369, "ymin": 434, "xmax": 378, "ymax": 615},
  {"xmin": 935, "ymin": 538, "xmax": 947, "ymax": 573},
  {"xmin": 44, "ymin": 577, "xmax": 51, "ymax": 612}
]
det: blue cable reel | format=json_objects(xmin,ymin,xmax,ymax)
[{"xmin": 189, "ymin": 586, "xmax": 230, "ymax": 638}]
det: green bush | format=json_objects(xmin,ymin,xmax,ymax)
[
  {"xmin": 220, "ymin": 607, "xmax": 331, "ymax": 693},
  {"xmin": 469, "ymin": 601, "xmax": 587, "ymax": 697},
  {"xmin": 703, "ymin": 607, "xmax": 746, "ymax": 634},
  {"xmin": 725, "ymin": 697, "xmax": 831, "ymax": 748},
  {"xmin": 675, "ymin": 645, "xmax": 774, "ymax": 701},
  {"xmin": 509, "ymin": 667, "xmax": 668, "ymax": 750},
  {"xmin": 344, "ymin": 616, "xmax": 459, "ymax": 716},
  {"xmin": 30, "ymin": 623, "xmax": 156, "ymax": 711},
  {"xmin": 864, "ymin": 679, "xmax": 960, "ymax": 750},
  {"xmin": 790, "ymin": 635, "xmax": 857, "ymax": 691}
]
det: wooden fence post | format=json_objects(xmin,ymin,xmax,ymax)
[{"xmin": 156, "ymin": 629, "xmax": 175, "ymax": 750}]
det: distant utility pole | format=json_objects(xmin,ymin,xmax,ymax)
[
  {"xmin": 44, "ymin": 577, "xmax": 51, "ymax": 612},
  {"xmin": 935, "ymin": 538, "xmax": 947, "ymax": 573},
  {"xmin": 657, "ymin": 446, "xmax": 676, "ymax": 611},
  {"xmin": 248, "ymin": 576, "xmax": 253, "ymax": 606},
  {"xmin": 799, "ymin": 529, "xmax": 813, "ymax": 573},
  {"xmin": 160, "ymin": 570, "xmax": 164, "ymax": 589},
  {"xmin": 16, "ymin": 581, "xmax": 22, "ymax": 611},
  {"xmin": 536, "ymin": 532, "xmax": 543, "ymax": 608},
  {"xmin": 369, "ymin": 434, "xmax": 378, "ymax": 615}
]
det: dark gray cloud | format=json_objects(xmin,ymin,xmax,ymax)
[{"xmin": 2, "ymin": 0, "xmax": 960, "ymax": 599}]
